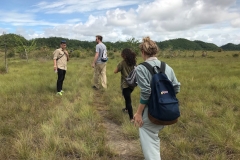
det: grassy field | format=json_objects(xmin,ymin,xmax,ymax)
[{"xmin": 0, "ymin": 51, "xmax": 240, "ymax": 160}]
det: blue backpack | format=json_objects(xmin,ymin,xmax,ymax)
[{"xmin": 141, "ymin": 61, "xmax": 180, "ymax": 125}]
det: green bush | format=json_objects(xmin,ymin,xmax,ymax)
[
  {"xmin": 80, "ymin": 52, "xmax": 87, "ymax": 58},
  {"xmin": 0, "ymin": 66, "xmax": 6, "ymax": 73},
  {"xmin": 108, "ymin": 52, "xmax": 114, "ymax": 57},
  {"xmin": 30, "ymin": 50, "xmax": 51, "ymax": 59},
  {"xmin": 71, "ymin": 50, "xmax": 80, "ymax": 58},
  {"xmin": 110, "ymin": 55, "xmax": 115, "ymax": 59},
  {"xmin": 7, "ymin": 50, "xmax": 15, "ymax": 58},
  {"xmin": 232, "ymin": 53, "xmax": 239, "ymax": 57}
]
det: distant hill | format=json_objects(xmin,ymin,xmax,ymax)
[
  {"xmin": 0, "ymin": 33, "xmax": 239, "ymax": 51},
  {"xmin": 156, "ymin": 38, "xmax": 221, "ymax": 51},
  {"xmin": 157, "ymin": 38, "xmax": 202, "ymax": 50},
  {"xmin": 194, "ymin": 40, "xmax": 219, "ymax": 51},
  {"xmin": 221, "ymin": 43, "xmax": 240, "ymax": 51}
]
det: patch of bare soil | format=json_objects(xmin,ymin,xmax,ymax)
[{"xmin": 94, "ymin": 90, "xmax": 143, "ymax": 160}]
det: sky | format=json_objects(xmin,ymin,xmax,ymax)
[{"xmin": 0, "ymin": 0, "xmax": 239, "ymax": 46}]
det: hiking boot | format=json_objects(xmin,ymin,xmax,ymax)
[{"xmin": 56, "ymin": 92, "xmax": 62, "ymax": 96}]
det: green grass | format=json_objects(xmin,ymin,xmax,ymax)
[
  {"xmin": 0, "ymin": 51, "xmax": 240, "ymax": 159},
  {"xmin": 0, "ymin": 57, "xmax": 113, "ymax": 159}
]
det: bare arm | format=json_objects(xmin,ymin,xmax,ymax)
[
  {"xmin": 133, "ymin": 103, "xmax": 146, "ymax": 127},
  {"xmin": 92, "ymin": 52, "xmax": 99, "ymax": 68},
  {"xmin": 53, "ymin": 59, "xmax": 57, "ymax": 71},
  {"xmin": 114, "ymin": 67, "xmax": 118, "ymax": 73},
  {"xmin": 64, "ymin": 51, "xmax": 69, "ymax": 61}
]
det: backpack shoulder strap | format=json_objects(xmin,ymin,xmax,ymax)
[
  {"xmin": 159, "ymin": 61, "xmax": 166, "ymax": 73},
  {"xmin": 140, "ymin": 62, "xmax": 154, "ymax": 75},
  {"xmin": 99, "ymin": 44, "xmax": 106, "ymax": 58},
  {"xmin": 140, "ymin": 61, "xmax": 166, "ymax": 75},
  {"xmin": 99, "ymin": 45, "xmax": 103, "ymax": 58},
  {"xmin": 56, "ymin": 50, "xmax": 65, "ymax": 61}
]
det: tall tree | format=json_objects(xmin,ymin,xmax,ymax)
[
  {"xmin": 126, "ymin": 37, "xmax": 140, "ymax": 55},
  {"xmin": 14, "ymin": 36, "xmax": 36, "ymax": 62}
]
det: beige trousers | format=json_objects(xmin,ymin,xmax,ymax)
[{"xmin": 93, "ymin": 63, "xmax": 107, "ymax": 89}]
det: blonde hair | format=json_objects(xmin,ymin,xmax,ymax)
[{"xmin": 139, "ymin": 36, "xmax": 159, "ymax": 56}]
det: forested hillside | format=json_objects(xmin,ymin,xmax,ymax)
[
  {"xmin": 0, "ymin": 33, "xmax": 239, "ymax": 51},
  {"xmin": 221, "ymin": 43, "xmax": 240, "ymax": 51},
  {"xmin": 156, "ymin": 38, "xmax": 202, "ymax": 50},
  {"xmin": 194, "ymin": 40, "xmax": 219, "ymax": 51}
]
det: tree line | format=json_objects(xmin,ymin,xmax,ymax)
[{"xmin": 0, "ymin": 33, "xmax": 239, "ymax": 53}]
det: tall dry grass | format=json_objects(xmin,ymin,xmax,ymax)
[
  {"xmin": 0, "ymin": 58, "xmax": 114, "ymax": 159},
  {"xmin": 106, "ymin": 51, "xmax": 240, "ymax": 159},
  {"xmin": 0, "ymin": 51, "xmax": 240, "ymax": 159}
]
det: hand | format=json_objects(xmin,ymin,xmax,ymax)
[
  {"xmin": 91, "ymin": 63, "xmax": 95, "ymax": 68},
  {"xmin": 133, "ymin": 113, "xmax": 143, "ymax": 127},
  {"xmin": 64, "ymin": 51, "xmax": 69, "ymax": 55},
  {"xmin": 54, "ymin": 66, "xmax": 57, "ymax": 71}
]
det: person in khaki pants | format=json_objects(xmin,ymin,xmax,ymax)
[{"xmin": 91, "ymin": 35, "xmax": 107, "ymax": 90}]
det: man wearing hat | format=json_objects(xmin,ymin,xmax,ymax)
[{"xmin": 53, "ymin": 40, "xmax": 69, "ymax": 96}]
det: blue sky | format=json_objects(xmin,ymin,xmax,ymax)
[{"xmin": 0, "ymin": 0, "xmax": 239, "ymax": 46}]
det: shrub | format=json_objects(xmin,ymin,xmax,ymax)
[
  {"xmin": 110, "ymin": 55, "xmax": 115, "ymax": 59},
  {"xmin": 7, "ymin": 50, "xmax": 15, "ymax": 58},
  {"xmin": 108, "ymin": 52, "xmax": 114, "ymax": 57},
  {"xmin": 30, "ymin": 50, "xmax": 51, "ymax": 59},
  {"xmin": 218, "ymin": 48, "xmax": 223, "ymax": 52},
  {"xmin": 71, "ymin": 50, "xmax": 81, "ymax": 58},
  {"xmin": 0, "ymin": 66, "xmax": 6, "ymax": 73},
  {"xmin": 80, "ymin": 52, "xmax": 87, "ymax": 58},
  {"xmin": 232, "ymin": 53, "xmax": 239, "ymax": 58}
]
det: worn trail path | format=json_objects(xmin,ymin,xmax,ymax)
[{"xmin": 94, "ymin": 90, "xmax": 143, "ymax": 160}]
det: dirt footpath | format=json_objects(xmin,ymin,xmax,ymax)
[{"xmin": 94, "ymin": 91, "xmax": 143, "ymax": 160}]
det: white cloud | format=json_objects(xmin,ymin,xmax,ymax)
[
  {"xmin": 231, "ymin": 18, "xmax": 240, "ymax": 27},
  {"xmin": 135, "ymin": 0, "xmax": 239, "ymax": 32},
  {"xmin": 65, "ymin": 19, "xmax": 82, "ymax": 23},
  {"xmin": 0, "ymin": 11, "xmax": 59, "ymax": 27},
  {"xmin": 0, "ymin": 28, "xmax": 7, "ymax": 34},
  {"xmin": 106, "ymin": 8, "xmax": 137, "ymax": 26},
  {"xmin": 1, "ymin": 0, "xmax": 239, "ymax": 46},
  {"xmin": 137, "ymin": 0, "xmax": 183, "ymax": 21},
  {"xmin": 0, "ymin": 11, "xmax": 35, "ymax": 23},
  {"xmin": 42, "ymin": 15, "xmax": 110, "ymax": 40},
  {"xmin": 34, "ymin": 0, "xmax": 151, "ymax": 14},
  {"xmin": 201, "ymin": 0, "xmax": 236, "ymax": 8}
]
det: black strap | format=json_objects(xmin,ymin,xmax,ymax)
[
  {"xmin": 56, "ymin": 53, "xmax": 65, "ymax": 61},
  {"xmin": 160, "ymin": 61, "xmax": 166, "ymax": 73},
  {"xmin": 140, "ymin": 62, "xmax": 154, "ymax": 75},
  {"xmin": 99, "ymin": 45, "xmax": 105, "ymax": 58},
  {"xmin": 140, "ymin": 61, "xmax": 166, "ymax": 75},
  {"xmin": 56, "ymin": 50, "xmax": 66, "ymax": 61}
]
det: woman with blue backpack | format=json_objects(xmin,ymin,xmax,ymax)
[
  {"xmin": 133, "ymin": 36, "xmax": 181, "ymax": 160},
  {"xmin": 114, "ymin": 48, "xmax": 137, "ymax": 122}
]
